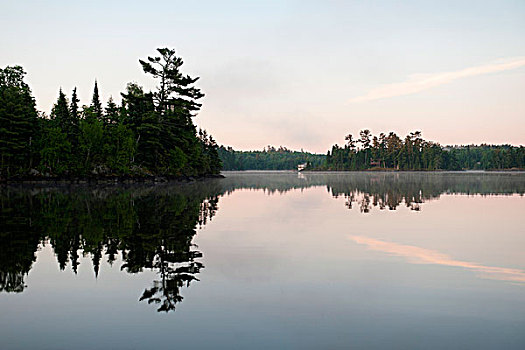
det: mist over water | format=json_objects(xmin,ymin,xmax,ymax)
[{"xmin": 1, "ymin": 171, "xmax": 525, "ymax": 349}]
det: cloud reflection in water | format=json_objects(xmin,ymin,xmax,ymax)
[{"xmin": 350, "ymin": 235, "xmax": 525, "ymax": 283}]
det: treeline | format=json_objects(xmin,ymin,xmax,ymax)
[
  {"xmin": 218, "ymin": 145, "xmax": 325, "ymax": 170},
  {"xmin": 323, "ymin": 130, "xmax": 525, "ymax": 171},
  {"xmin": 0, "ymin": 48, "xmax": 221, "ymax": 180},
  {"xmin": 448, "ymin": 145, "xmax": 525, "ymax": 170}
]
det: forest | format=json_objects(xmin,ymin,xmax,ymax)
[
  {"xmin": 322, "ymin": 130, "xmax": 525, "ymax": 171},
  {"xmin": 0, "ymin": 48, "xmax": 221, "ymax": 181},
  {"xmin": 218, "ymin": 145, "xmax": 325, "ymax": 170}
]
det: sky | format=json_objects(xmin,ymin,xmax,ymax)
[{"xmin": 1, "ymin": 0, "xmax": 524, "ymax": 152}]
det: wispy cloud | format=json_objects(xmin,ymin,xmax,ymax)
[
  {"xmin": 348, "ymin": 57, "xmax": 525, "ymax": 103},
  {"xmin": 350, "ymin": 235, "xmax": 525, "ymax": 283}
]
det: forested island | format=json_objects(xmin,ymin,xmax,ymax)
[
  {"xmin": 0, "ymin": 48, "xmax": 221, "ymax": 182},
  {"xmin": 218, "ymin": 131, "xmax": 524, "ymax": 171},
  {"xmin": 322, "ymin": 130, "xmax": 525, "ymax": 171}
]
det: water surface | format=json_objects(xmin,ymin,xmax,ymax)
[{"xmin": 1, "ymin": 171, "xmax": 524, "ymax": 349}]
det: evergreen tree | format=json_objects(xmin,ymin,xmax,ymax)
[
  {"xmin": 139, "ymin": 48, "xmax": 204, "ymax": 115},
  {"xmin": 91, "ymin": 80, "xmax": 103, "ymax": 121},
  {"xmin": 39, "ymin": 125, "xmax": 72, "ymax": 175},
  {"xmin": 51, "ymin": 89, "xmax": 70, "ymax": 130},
  {"xmin": 120, "ymin": 83, "xmax": 160, "ymax": 168},
  {"xmin": 0, "ymin": 66, "xmax": 39, "ymax": 177},
  {"xmin": 70, "ymin": 87, "xmax": 80, "ymax": 120},
  {"xmin": 105, "ymin": 96, "xmax": 119, "ymax": 125},
  {"xmin": 138, "ymin": 48, "xmax": 219, "ymax": 175}
]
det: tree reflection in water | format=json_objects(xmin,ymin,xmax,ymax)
[
  {"xmin": 219, "ymin": 171, "xmax": 525, "ymax": 213},
  {"xmin": 1, "ymin": 172, "xmax": 524, "ymax": 312},
  {"xmin": 0, "ymin": 182, "xmax": 221, "ymax": 312}
]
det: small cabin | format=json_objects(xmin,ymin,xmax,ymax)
[
  {"xmin": 370, "ymin": 159, "xmax": 382, "ymax": 167},
  {"xmin": 297, "ymin": 163, "xmax": 308, "ymax": 172}
]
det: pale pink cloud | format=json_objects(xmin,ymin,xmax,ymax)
[{"xmin": 348, "ymin": 57, "xmax": 525, "ymax": 103}]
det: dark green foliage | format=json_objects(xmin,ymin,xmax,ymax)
[
  {"xmin": 0, "ymin": 66, "xmax": 39, "ymax": 177},
  {"xmin": 448, "ymin": 145, "xmax": 525, "ymax": 170},
  {"xmin": 324, "ymin": 131, "xmax": 525, "ymax": 171},
  {"xmin": 50, "ymin": 89, "xmax": 70, "ymax": 129},
  {"xmin": 198, "ymin": 129, "xmax": 222, "ymax": 174},
  {"xmin": 137, "ymin": 47, "xmax": 213, "ymax": 176},
  {"xmin": 218, "ymin": 145, "xmax": 325, "ymax": 170},
  {"xmin": 79, "ymin": 118, "xmax": 105, "ymax": 171},
  {"xmin": 120, "ymin": 83, "xmax": 161, "ymax": 171},
  {"xmin": 0, "ymin": 48, "xmax": 221, "ymax": 179},
  {"xmin": 104, "ymin": 96, "xmax": 119, "ymax": 125},
  {"xmin": 139, "ymin": 48, "xmax": 204, "ymax": 115},
  {"xmin": 104, "ymin": 123, "xmax": 136, "ymax": 173},
  {"xmin": 68, "ymin": 87, "xmax": 81, "ymax": 144},
  {"xmin": 70, "ymin": 87, "xmax": 80, "ymax": 120},
  {"xmin": 38, "ymin": 125, "xmax": 72, "ymax": 175},
  {"xmin": 91, "ymin": 80, "xmax": 103, "ymax": 121}
]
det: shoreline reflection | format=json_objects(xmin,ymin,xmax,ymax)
[{"xmin": 1, "ymin": 171, "xmax": 524, "ymax": 312}]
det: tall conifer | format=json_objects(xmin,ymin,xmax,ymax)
[
  {"xmin": 51, "ymin": 88, "xmax": 70, "ymax": 130},
  {"xmin": 91, "ymin": 80, "xmax": 102, "ymax": 121},
  {"xmin": 70, "ymin": 87, "xmax": 80, "ymax": 120},
  {"xmin": 0, "ymin": 66, "xmax": 38, "ymax": 176}
]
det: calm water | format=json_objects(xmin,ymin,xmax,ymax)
[{"xmin": 1, "ymin": 171, "xmax": 525, "ymax": 349}]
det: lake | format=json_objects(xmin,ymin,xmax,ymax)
[{"xmin": 1, "ymin": 171, "xmax": 525, "ymax": 349}]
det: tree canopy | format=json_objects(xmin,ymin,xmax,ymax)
[
  {"xmin": 218, "ymin": 145, "xmax": 325, "ymax": 170},
  {"xmin": 322, "ymin": 130, "xmax": 524, "ymax": 171},
  {"xmin": 0, "ymin": 66, "xmax": 39, "ymax": 177},
  {"xmin": 0, "ymin": 48, "xmax": 222, "ymax": 180}
]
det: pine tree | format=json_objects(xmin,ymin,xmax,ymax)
[
  {"xmin": 70, "ymin": 87, "xmax": 80, "ymax": 120},
  {"xmin": 138, "ymin": 48, "xmax": 221, "ymax": 174},
  {"xmin": 105, "ymin": 96, "xmax": 119, "ymax": 125},
  {"xmin": 51, "ymin": 89, "xmax": 70, "ymax": 130},
  {"xmin": 120, "ymin": 83, "xmax": 159, "ymax": 168},
  {"xmin": 91, "ymin": 80, "xmax": 103, "ymax": 121},
  {"xmin": 0, "ymin": 66, "xmax": 39, "ymax": 177},
  {"xmin": 139, "ymin": 48, "xmax": 204, "ymax": 115},
  {"xmin": 67, "ymin": 87, "xmax": 80, "ymax": 146}
]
